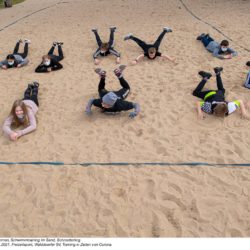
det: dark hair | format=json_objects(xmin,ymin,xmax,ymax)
[
  {"xmin": 6, "ymin": 54, "xmax": 15, "ymax": 60},
  {"xmin": 246, "ymin": 61, "xmax": 250, "ymax": 67},
  {"xmin": 220, "ymin": 40, "xmax": 229, "ymax": 47},
  {"xmin": 101, "ymin": 43, "xmax": 109, "ymax": 51},
  {"xmin": 213, "ymin": 103, "xmax": 228, "ymax": 117}
]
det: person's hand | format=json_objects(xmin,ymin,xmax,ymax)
[
  {"xmin": 131, "ymin": 60, "xmax": 137, "ymax": 66},
  {"xmin": 224, "ymin": 54, "xmax": 232, "ymax": 59},
  {"xmin": 241, "ymin": 111, "xmax": 249, "ymax": 120},
  {"xmin": 85, "ymin": 109, "xmax": 92, "ymax": 116},
  {"xmin": 198, "ymin": 112, "xmax": 205, "ymax": 119},
  {"xmin": 94, "ymin": 59, "xmax": 100, "ymax": 65},
  {"xmin": 129, "ymin": 112, "xmax": 137, "ymax": 118},
  {"xmin": 116, "ymin": 57, "xmax": 120, "ymax": 64},
  {"xmin": 47, "ymin": 68, "xmax": 52, "ymax": 72},
  {"xmin": 17, "ymin": 64, "xmax": 21, "ymax": 68},
  {"xmin": 10, "ymin": 132, "xmax": 19, "ymax": 141},
  {"xmin": 2, "ymin": 65, "xmax": 7, "ymax": 70}
]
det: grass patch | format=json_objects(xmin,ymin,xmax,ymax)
[{"xmin": 0, "ymin": 0, "xmax": 26, "ymax": 8}]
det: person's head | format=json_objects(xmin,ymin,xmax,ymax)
[
  {"xmin": 148, "ymin": 47, "xmax": 156, "ymax": 59},
  {"xmin": 10, "ymin": 100, "xmax": 29, "ymax": 127},
  {"xmin": 220, "ymin": 40, "xmax": 229, "ymax": 52},
  {"xmin": 246, "ymin": 61, "xmax": 250, "ymax": 70},
  {"xmin": 42, "ymin": 55, "xmax": 51, "ymax": 66},
  {"xmin": 101, "ymin": 92, "xmax": 118, "ymax": 108},
  {"xmin": 6, "ymin": 54, "xmax": 16, "ymax": 66},
  {"xmin": 100, "ymin": 43, "xmax": 109, "ymax": 53},
  {"xmin": 213, "ymin": 103, "xmax": 228, "ymax": 117}
]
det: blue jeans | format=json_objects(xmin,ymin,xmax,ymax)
[{"xmin": 201, "ymin": 35, "xmax": 214, "ymax": 47}]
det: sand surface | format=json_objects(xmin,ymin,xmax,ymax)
[{"xmin": 0, "ymin": 0, "xmax": 250, "ymax": 237}]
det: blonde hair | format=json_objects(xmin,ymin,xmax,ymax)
[{"xmin": 10, "ymin": 100, "xmax": 29, "ymax": 127}]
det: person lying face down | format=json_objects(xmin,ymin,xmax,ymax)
[
  {"xmin": 0, "ymin": 39, "xmax": 30, "ymax": 70},
  {"xmin": 85, "ymin": 65, "xmax": 140, "ymax": 118},
  {"xmin": 124, "ymin": 27, "xmax": 176, "ymax": 65},
  {"xmin": 92, "ymin": 27, "xmax": 121, "ymax": 65},
  {"xmin": 192, "ymin": 67, "xmax": 248, "ymax": 119},
  {"xmin": 2, "ymin": 82, "xmax": 40, "ymax": 141},
  {"xmin": 35, "ymin": 42, "xmax": 64, "ymax": 73},
  {"xmin": 197, "ymin": 33, "xmax": 238, "ymax": 59}
]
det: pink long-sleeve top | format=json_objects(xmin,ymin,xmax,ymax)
[{"xmin": 2, "ymin": 100, "xmax": 38, "ymax": 138}]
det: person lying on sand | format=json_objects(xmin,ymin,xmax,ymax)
[
  {"xmin": 35, "ymin": 42, "xmax": 64, "ymax": 73},
  {"xmin": 244, "ymin": 61, "xmax": 250, "ymax": 89},
  {"xmin": 197, "ymin": 33, "xmax": 237, "ymax": 59},
  {"xmin": 193, "ymin": 67, "xmax": 248, "ymax": 119},
  {"xmin": 85, "ymin": 65, "xmax": 140, "ymax": 118},
  {"xmin": 124, "ymin": 27, "xmax": 176, "ymax": 65},
  {"xmin": 3, "ymin": 82, "xmax": 39, "ymax": 141},
  {"xmin": 0, "ymin": 39, "xmax": 30, "ymax": 70},
  {"xmin": 92, "ymin": 26, "xmax": 121, "ymax": 65}
]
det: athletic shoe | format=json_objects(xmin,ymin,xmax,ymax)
[
  {"xmin": 91, "ymin": 28, "xmax": 98, "ymax": 32},
  {"xmin": 196, "ymin": 33, "xmax": 206, "ymax": 40},
  {"xmin": 110, "ymin": 26, "xmax": 116, "ymax": 32},
  {"xmin": 198, "ymin": 71, "xmax": 212, "ymax": 79},
  {"xmin": 53, "ymin": 42, "xmax": 57, "ymax": 46},
  {"xmin": 124, "ymin": 33, "xmax": 132, "ymax": 41},
  {"xmin": 17, "ymin": 39, "xmax": 23, "ymax": 43},
  {"xmin": 57, "ymin": 42, "xmax": 64, "ymax": 46},
  {"xmin": 95, "ymin": 68, "xmax": 106, "ymax": 78},
  {"xmin": 163, "ymin": 27, "xmax": 172, "ymax": 33},
  {"xmin": 33, "ymin": 81, "xmax": 39, "ymax": 88},
  {"xmin": 114, "ymin": 65, "xmax": 126, "ymax": 77},
  {"xmin": 24, "ymin": 39, "xmax": 31, "ymax": 44},
  {"xmin": 214, "ymin": 67, "xmax": 223, "ymax": 74}
]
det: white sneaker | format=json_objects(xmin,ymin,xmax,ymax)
[{"xmin": 24, "ymin": 39, "xmax": 31, "ymax": 44}]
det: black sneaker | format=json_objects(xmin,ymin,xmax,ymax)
[
  {"xmin": 196, "ymin": 33, "xmax": 206, "ymax": 40},
  {"xmin": 33, "ymin": 81, "xmax": 39, "ymax": 88},
  {"xmin": 214, "ymin": 67, "xmax": 223, "ymax": 74},
  {"xmin": 110, "ymin": 26, "xmax": 116, "ymax": 32},
  {"xmin": 198, "ymin": 71, "xmax": 212, "ymax": 79},
  {"xmin": 91, "ymin": 28, "xmax": 98, "ymax": 32}
]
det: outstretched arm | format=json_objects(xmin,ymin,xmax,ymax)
[
  {"xmin": 238, "ymin": 100, "xmax": 248, "ymax": 118},
  {"xmin": 196, "ymin": 101, "xmax": 205, "ymax": 119},
  {"xmin": 161, "ymin": 54, "xmax": 177, "ymax": 64},
  {"xmin": 131, "ymin": 54, "xmax": 144, "ymax": 65}
]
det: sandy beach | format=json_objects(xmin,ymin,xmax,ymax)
[{"xmin": 0, "ymin": 0, "xmax": 250, "ymax": 237}]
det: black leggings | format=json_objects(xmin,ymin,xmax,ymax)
[
  {"xmin": 13, "ymin": 41, "xmax": 29, "ymax": 58},
  {"xmin": 93, "ymin": 29, "xmax": 115, "ymax": 49},
  {"xmin": 192, "ymin": 74, "xmax": 225, "ymax": 101},
  {"xmin": 98, "ymin": 77, "xmax": 130, "ymax": 99},
  {"xmin": 23, "ymin": 85, "xmax": 39, "ymax": 106},
  {"xmin": 48, "ymin": 45, "xmax": 64, "ymax": 61},
  {"xmin": 130, "ymin": 30, "xmax": 167, "ymax": 53}
]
